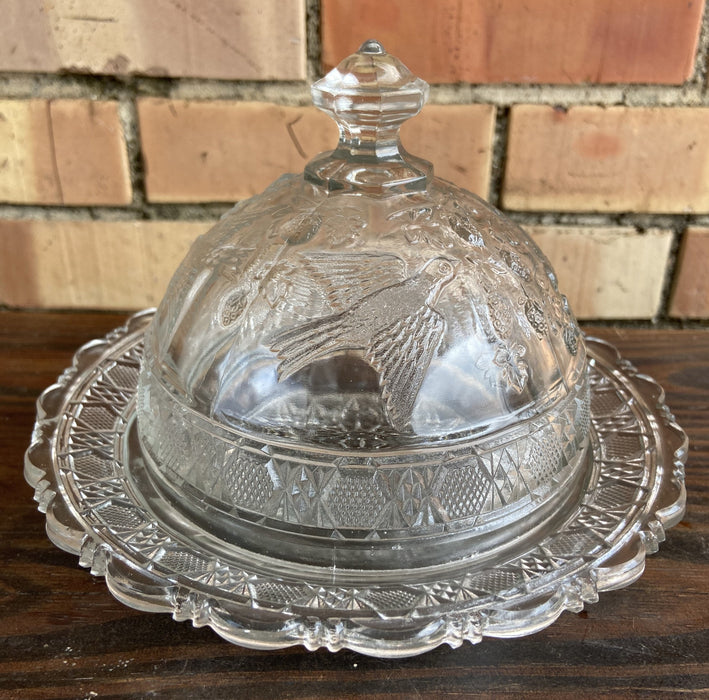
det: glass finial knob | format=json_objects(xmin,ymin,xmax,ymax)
[{"xmin": 305, "ymin": 39, "xmax": 432, "ymax": 194}]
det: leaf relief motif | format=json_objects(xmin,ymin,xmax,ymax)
[{"xmin": 477, "ymin": 342, "xmax": 529, "ymax": 394}]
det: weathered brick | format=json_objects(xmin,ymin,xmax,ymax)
[
  {"xmin": 0, "ymin": 0, "xmax": 306, "ymax": 80},
  {"xmin": 669, "ymin": 228, "xmax": 709, "ymax": 318},
  {"xmin": 322, "ymin": 0, "xmax": 703, "ymax": 85},
  {"xmin": 0, "ymin": 220, "xmax": 208, "ymax": 309},
  {"xmin": 401, "ymin": 104, "xmax": 495, "ymax": 196},
  {"xmin": 0, "ymin": 100, "xmax": 131, "ymax": 205},
  {"xmin": 138, "ymin": 100, "xmax": 339, "ymax": 203},
  {"xmin": 528, "ymin": 226, "xmax": 672, "ymax": 319},
  {"xmin": 504, "ymin": 106, "xmax": 709, "ymax": 214}
]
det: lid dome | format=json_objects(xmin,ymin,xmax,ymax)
[{"xmin": 137, "ymin": 41, "xmax": 590, "ymax": 569}]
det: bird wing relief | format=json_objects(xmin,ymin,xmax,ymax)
[
  {"xmin": 270, "ymin": 312, "xmax": 349, "ymax": 381},
  {"xmin": 299, "ymin": 252, "xmax": 407, "ymax": 311},
  {"xmin": 268, "ymin": 252, "xmax": 450, "ymax": 431},
  {"xmin": 365, "ymin": 306, "xmax": 446, "ymax": 432}
]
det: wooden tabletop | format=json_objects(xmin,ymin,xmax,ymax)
[{"xmin": 2, "ymin": 311, "xmax": 708, "ymax": 699}]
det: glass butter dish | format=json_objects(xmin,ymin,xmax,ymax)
[{"xmin": 26, "ymin": 41, "xmax": 687, "ymax": 657}]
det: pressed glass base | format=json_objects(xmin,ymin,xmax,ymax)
[
  {"xmin": 25, "ymin": 311, "xmax": 687, "ymax": 658},
  {"xmin": 137, "ymin": 347, "xmax": 590, "ymax": 570}
]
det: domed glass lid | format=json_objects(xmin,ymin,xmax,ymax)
[
  {"xmin": 140, "ymin": 40, "xmax": 585, "ymax": 450},
  {"xmin": 135, "ymin": 40, "xmax": 590, "ymax": 571}
]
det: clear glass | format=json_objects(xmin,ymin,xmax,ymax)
[
  {"xmin": 27, "ymin": 40, "xmax": 687, "ymax": 657},
  {"xmin": 136, "ymin": 40, "xmax": 590, "ymax": 569}
]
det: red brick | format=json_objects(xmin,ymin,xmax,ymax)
[
  {"xmin": 0, "ymin": 0, "xmax": 306, "ymax": 80},
  {"xmin": 0, "ymin": 219, "xmax": 209, "ymax": 309},
  {"xmin": 138, "ymin": 100, "xmax": 339, "ymax": 203},
  {"xmin": 0, "ymin": 100, "xmax": 131, "ymax": 206},
  {"xmin": 322, "ymin": 0, "xmax": 703, "ymax": 85},
  {"xmin": 401, "ymin": 105, "xmax": 495, "ymax": 197},
  {"xmin": 529, "ymin": 226, "xmax": 672, "ymax": 319},
  {"xmin": 503, "ymin": 106, "xmax": 709, "ymax": 214},
  {"xmin": 670, "ymin": 228, "xmax": 709, "ymax": 318}
]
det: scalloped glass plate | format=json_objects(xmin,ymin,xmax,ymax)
[{"xmin": 25, "ymin": 310, "xmax": 687, "ymax": 658}]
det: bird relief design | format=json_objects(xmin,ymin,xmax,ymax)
[{"xmin": 268, "ymin": 253, "xmax": 458, "ymax": 432}]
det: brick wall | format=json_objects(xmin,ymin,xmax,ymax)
[{"xmin": 1, "ymin": 0, "xmax": 708, "ymax": 322}]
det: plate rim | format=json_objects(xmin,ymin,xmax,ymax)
[{"xmin": 24, "ymin": 310, "xmax": 688, "ymax": 657}]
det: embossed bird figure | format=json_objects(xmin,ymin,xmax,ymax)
[{"xmin": 269, "ymin": 254, "xmax": 457, "ymax": 431}]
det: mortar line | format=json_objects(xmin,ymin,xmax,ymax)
[
  {"xmin": 4, "ymin": 71, "xmax": 709, "ymax": 107},
  {"xmin": 487, "ymin": 106, "xmax": 509, "ymax": 207},
  {"xmin": 655, "ymin": 227, "xmax": 685, "ymax": 322},
  {"xmin": 506, "ymin": 211, "xmax": 709, "ymax": 231},
  {"xmin": 305, "ymin": 0, "xmax": 323, "ymax": 84},
  {"xmin": 117, "ymin": 96, "xmax": 148, "ymax": 214},
  {"xmin": 694, "ymin": 0, "xmax": 709, "ymax": 94}
]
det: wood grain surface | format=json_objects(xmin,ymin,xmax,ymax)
[{"xmin": 1, "ymin": 311, "xmax": 708, "ymax": 699}]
